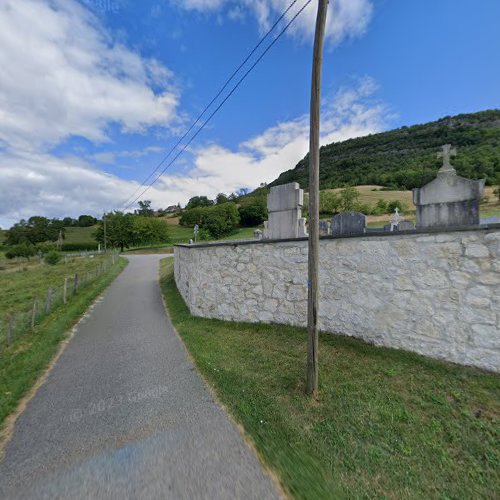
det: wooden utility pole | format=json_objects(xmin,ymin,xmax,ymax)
[
  {"xmin": 307, "ymin": 0, "xmax": 329, "ymax": 397},
  {"xmin": 103, "ymin": 211, "xmax": 107, "ymax": 254}
]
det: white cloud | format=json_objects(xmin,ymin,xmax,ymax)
[
  {"xmin": 0, "ymin": 77, "xmax": 390, "ymax": 227},
  {"xmin": 154, "ymin": 76, "xmax": 390, "ymax": 202},
  {"xmin": 174, "ymin": 0, "xmax": 374, "ymax": 45},
  {"xmin": 0, "ymin": 0, "xmax": 180, "ymax": 152}
]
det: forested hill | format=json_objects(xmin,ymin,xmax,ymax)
[{"xmin": 270, "ymin": 110, "xmax": 500, "ymax": 190}]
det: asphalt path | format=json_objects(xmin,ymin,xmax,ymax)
[{"xmin": 0, "ymin": 255, "xmax": 279, "ymax": 499}]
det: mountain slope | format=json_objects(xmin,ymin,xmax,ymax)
[{"xmin": 270, "ymin": 110, "xmax": 500, "ymax": 190}]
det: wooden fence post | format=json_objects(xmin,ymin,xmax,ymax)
[
  {"xmin": 31, "ymin": 295, "xmax": 37, "ymax": 330},
  {"xmin": 45, "ymin": 288, "xmax": 53, "ymax": 314},
  {"xmin": 73, "ymin": 273, "xmax": 79, "ymax": 295},
  {"xmin": 63, "ymin": 277, "xmax": 68, "ymax": 304}
]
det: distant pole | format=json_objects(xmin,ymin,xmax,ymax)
[
  {"xmin": 307, "ymin": 0, "xmax": 328, "ymax": 398},
  {"xmin": 103, "ymin": 211, "xmax": 107, "ymax": 254}
]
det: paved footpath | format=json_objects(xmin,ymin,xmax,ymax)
[{"xmin": 0, "ymin": 255, "xmax": 279, "ymax": 499}]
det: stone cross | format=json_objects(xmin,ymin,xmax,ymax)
[
  {"xmin": 389, "ymin": 207, "xmax": 404, "ymax": 231},
  {"xmin": 438, "ymin": 144, "xmax": 457, "ymax": 173}
]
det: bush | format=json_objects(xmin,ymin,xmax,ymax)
[
  {"xmin": 5, "ymin": 243, "xmax": 37, "ymax": 260},
  {"xmin": 45, "ymin": 250, "xmax": 62, "ymax": 265},
  {"xmin": 387, "ymin": 200, "xmax": 408, "ymax": 213},
  {"xmin": 61, "ymin": 242, "xmax": 99, "ymax": 252},
  {"xmin": 238, "ymin": 199, "xmax": 268, "ymax": 226},
  {"xmin": 36, "ymin": 241, "xmax": 58, "ymax": 255},
  {"xmin": 203, "ymin": 203, "xmax": 240, "ymax": 238}
]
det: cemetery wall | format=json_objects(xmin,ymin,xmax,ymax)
[{"xmin": 174, "ymin": 226, "xmax": 500, "ymax": 372}]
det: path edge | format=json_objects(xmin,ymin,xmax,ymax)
[
  {"xmin": 157, "ymin": 260, "xmax": 288, "ymax": 500},
  {"xmin": 0, "ymin": 260, "xmax": 128, "ymax": 461}
]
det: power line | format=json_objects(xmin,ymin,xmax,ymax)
[
  {"xmin": 119, "ymin": 0, "xmax": 300, "ymax": 210},
  {"xmin": 123, "ymin": 0, "xmax": 313, "ymax": 211}
]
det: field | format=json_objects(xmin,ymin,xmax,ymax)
[
  {"xmin": 0, "ymin": 257, "xmax": 127, "ymax": 433},
  {"xmin": 0, "ymin": 255, "xmax": 114, "ymax": 319},
  {"xmin": 325, "ymin": 185, "xmax": 499, "ymax": 227},
  {"xmin": 160, "ymin": 259, "xmax": 500, "ymax": 499},
  {"xmin": 63, "ymin": 226, "xmax": 98, "ymax": 246}
]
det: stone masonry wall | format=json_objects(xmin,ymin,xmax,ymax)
[{"xmin": 174, "ymin": 228, "xmax": 500, "ymax": 372}]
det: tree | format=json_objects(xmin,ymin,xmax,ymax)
[
  {"xmin": 5, "ymin": 243, "xmax": 36, "ymax": 260},
  {"xmin": 131, "ymin": 217, "xmax": 170, "ymax": 246},
  {"xmin": 136, "ymin": 200, "xmax": 154, "ymax": 217},
  {"xmin": 216, "ymin": 193, "xmax": 229, "ymax": 205},
  {"xmin": 238, "ymin": 194, "xmax": 268, "ymax": 226},
  {"xmin": 319, "ymin": 191, "xmax": 341, "ymax": 215},
  {"xmin": 95, "ymin": 213, "xmax": 170, "ymax": 251},
  {"xmin": 185, "ymin": 196, "xmax": 213, "ymax": 210},
  {"xmin": 493, "ymin": 175, "xmax": 500, "ymax": 203},
  {"xmin": 63, "ymin": 217, "xmax": 76, "ymax": 227},
  {"xmin": 78, "ymin": 215, "xmax": 97, "ymax": 227},
  {"xmin": 339, "ymin": 187, "xmax": 360, "ymax": 212},
  {"xmin": 5, "ymin": 217, "xmax": 64, "ymax": 245},
  {"xmin": 95, "ymin": 212, "xmax": 135, "ymax": 252},
  {"xmin": 203, "ymin": 203, "xmax": 240, "ymax": 238}
]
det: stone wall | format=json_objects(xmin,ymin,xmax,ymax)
[{"xmin": 174, "ymin": 226, "xmax": 500, "ymax": 372}]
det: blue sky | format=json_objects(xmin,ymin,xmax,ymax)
[{"xmin": 0, "ymin": 0, "xmax": 499, "ymax": 226}]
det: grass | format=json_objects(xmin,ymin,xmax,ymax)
[
  {"xmin": 124, "ymin": 225, "xmax": 259, "ymax": 254},
  {"xmin": 160, "ymin": 259, "xmax": 500, "ymax": 499},
  {"xmin": 0, "ymin": 258, "xmax": 127, "ymax": 431},
  {"xmin": 63, "ymin": 225, "xmax": 98, "ymax": 245},
  {"xmin": 0, "ymin": 255, "xmax": 115, "ymax": 318}
]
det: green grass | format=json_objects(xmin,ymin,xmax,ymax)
[
  {"xmin": 63, "ymin": 226, "xmax": 98, "ymax": 245},
  {"xmin": 0, "ymin": 258, "xmax": 127, "ymax": 431},
  {"xmin": 160, "ymin": 259, "xmax": 500, "ymax": 499},
  {"xmin": 124, "ymin": 226, "xmax": 260, "ymax": 254},
  {"xmin": 0, "ymin": 255, "xmax": 115, "ymax": 318}
]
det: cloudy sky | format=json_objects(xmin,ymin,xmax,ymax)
[{"xmin": 0, "ymin": 0, "xmax": 499, "ymax": 227}]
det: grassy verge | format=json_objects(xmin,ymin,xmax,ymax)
[
  {"xmin": 160, "ymin": 259, "xmax": 499, "ymax": 499},
  {"xmin": 0, "ymin": 258, "xmax": 127, "ymax": 431},
  {"xmin": 0, "ymin": 255, "xmax": 116, "ymax": 317}
]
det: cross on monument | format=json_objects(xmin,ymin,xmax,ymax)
[{"xmin": 437, "ymin": 144, "xmax": 457, "ymax": 173}]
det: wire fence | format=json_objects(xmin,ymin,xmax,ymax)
[{"xmin": 0, "ymin": 252, "xmax": 120, "ymax": 353}]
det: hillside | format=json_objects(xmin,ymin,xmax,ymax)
[{"xmin": 270, "ymin": 110, "xmax": 500, "ymax": 190}]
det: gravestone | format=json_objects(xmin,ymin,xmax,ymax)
[
  {"xmin": 254, "ymin": 229, "xmax": 263, "ymax": 240},
  {"xmin": 389, "ymin": 207, "xmax": 404, "ymax": 231},
  {"xmin": 331, "ymin": 212, "xmax": 366, "ymax": 236},
  {"xmin": 319, "ymin": 220, "xmax": 330, "ymax": 236},
  {"xmin": 263, "ymin": 182, "xmax": 308, "ymax": 239},
  {"xmin": 397, "ymin": 221, "xmax": 416, "ymax": 231},
  {"xmin": 413, "ymin": 144, "xmax": 485, "ymax": 228}
]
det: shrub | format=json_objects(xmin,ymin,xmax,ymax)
[
  {"xmin": 45, "ymin": 250, "xmax": 62, "ymax": 265},
  {"xmin": 387, "ymin": 200, "xmax": 408, "ymax": 213},
  {"xmin": 238, "ymin": 200, "xmax": 268, "ymax": 226},
  {"xmin": 61, "ymin": 242, "xmax": 99, "ymax": 252},
  {"xmin": 5, "ymin": 243, "xmax": 37, "ymax": 260},
  {"xmin": 372, "ymin": 199, "xmax": 388, "ymax": 215},
  {"xmin": 203, "ymin": 203, "xmax": 240, "ymax": 238},
  {"xmin": 36, "ymin": 241, "xmax": 57, "ymax": 255}
]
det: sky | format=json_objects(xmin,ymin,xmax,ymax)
[{"xmin": 0, "ymin": 0, "xmax": 499, "ymax": 227}]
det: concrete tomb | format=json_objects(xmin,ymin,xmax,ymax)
[
  {"xmin": 331, "ymin": 212, "xmax": 366, "ymax": 236},
  {"xmin": 413, "ymin": 144, "xmax": 485, "ymax": 229},
  {"xmin": 319, "ymin": 220, "xmax": 330, "ymax": 236},
  {"xmin": 397, "ymin": 220, "xmax": 416, "ymax": 231},
  {"xmin": 263, "ymin": 182, "xmax": 308, "ymax": 239}
]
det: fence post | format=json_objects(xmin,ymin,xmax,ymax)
[
  {"xmin": 46, "ymin": 288, "xmax": 53, "ymax": 314},
  {"xmin": 31, "ymin": 295, "xmax": 37, "ymax": 330},
  {"xmin": 8, "ymin": 314, "xmax": 15, "ymax": 346},
  {"xmin": 63, "ymin": 277, "xmax": 68, "ymax": 304},
  {"xmin": 73, "ymin": 273, "xmax": 79, "ymax": 295}
]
